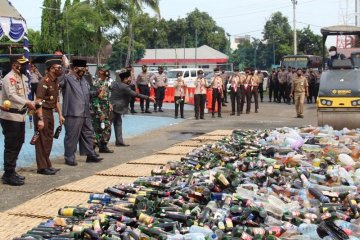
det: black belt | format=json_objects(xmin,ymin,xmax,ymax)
[{"xmin": 4, "ymin": 108, "xmax": 27, "ymax": 115}]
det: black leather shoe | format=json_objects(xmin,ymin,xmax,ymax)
[
  {"xmin": 49, "ymin": 167, "xmax": 61, "ymax": 172},
  {"xmin": 99, "ymin": 148, "xmax": 114, "ymax": 153},
  {"xmin": 230, "ymin": 113, "xmax": 235, "ymax": 116},
  {"xmin": 86, "ymin": 155, "xmax": 103, "ymax": 163},
  {"xmin": 15, "ymin": 172, "xmax": 25, "ymax": 180},
  {"xmin": 145, "ymin": 110, "xmax": 152, "ymax": 113},
  {"xmin": 2, "ymin": 174, "xmax": 24, "ymax": 186},
  {"xmin": 130, "ymin": 110, "xmax": 137, "ymax": 114},
  {"xmin": 37, "ymin": 168, "xmax": 56, "ymax": 175},
  {"xmin": 200, "ymin": 117, "xmax": 205, "ymax": 120},
  {"xmin": 65, "ymin": 161, "xmax": 78, "ymax": 166},
  {"xmin": 158, "ymin": 109, "xmax": 164, "ymax": 112},
  {"xmin": 116, "ymin": 143, "xmax": 129, "ymax": 147}
]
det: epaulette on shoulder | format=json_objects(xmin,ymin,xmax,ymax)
[{"xmin": 44, "ymin": 77, "xmax": 50, "ymax": 82}]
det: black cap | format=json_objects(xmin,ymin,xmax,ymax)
[
  {"xmin": 45, "ymin": 56, "xmax": 62, "ymax": 68},
  {"xmin": 214, "ymin": 68, "xmax": 220, "ymax": 73},
  {"xmin": 197, "ymin": 70, "xmax": 204, "ymax": 74},
  {"xmin": 329, "ymin": 46, "xmax": 337, "ymax": 51},
  {"xmin": 158, "ymin": 66, "xmax": 164, "ymax": 71},
  {"xmin": 142, "ymin": 65, "xmax": 147, "ymax": 68},
  {"xmin": 234, "ymin": 68, "xmax": 239, "ymax": 72},
  {"xmin": 72, "ymin": 59, "xmax": 87, "ymax": 67},
  {"xmin": 119, "ymin": 70, "xmax": 131, "ymax": 80}
]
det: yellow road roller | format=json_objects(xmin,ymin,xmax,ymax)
[{"xmin": 317, "ymin": 25, "xmax": 360, "ymax": 130}]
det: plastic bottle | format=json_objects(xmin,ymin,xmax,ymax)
[
  {"xmin": 298, "ymin": 223, "xmax": 322, "ymax": 239},
  {"xmin": 189, "ymin": 225, "xmax": 214, "ymax": 237},
  {"xmin": 334, "ymin": 220, "xmax": 360, "ymax": 237},
  {"xmin": 338, "ymin": 154, "xmax": 355, "ymax": 166}
]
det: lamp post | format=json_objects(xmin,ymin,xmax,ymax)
[
  {"xmin": 195, "ymin": 29, "xmax": 198, "ymax": 68},
  {"xmin": 291, "ymin": 0, "xmax": 298, "ymax": 55},
  {"xmin": 40, "ymin": 5, "xmax": 70, "ymax": 58},
  {"xmin": 153, "ymin": 28, "xmax": 157, "ymax": 61}
]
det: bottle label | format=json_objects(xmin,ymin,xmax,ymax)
[
  {"xmin": 241, "ymin": 232, "xmax": 253, "ymax": 240},
  {"xmin": 60, "ymin": 208, "xmax": 74, "ymax": 216},
  {"xmin": 139, "ymin": 213, "xmax": 154, "ymax": 224},
  {"xmin": 253, "ymin": 227, "xmax": 265, "ymax": 235},
  {"xmin": 217, "ymin": 173, "xmax": 230, "ymax": 186}
]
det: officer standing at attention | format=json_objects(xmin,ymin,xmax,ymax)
[
  {"xmin": 210, "ymin": 68, "xmax": 223, "ymax": 118},
  {"xmin": 256, "ymin": 70, "xmax": 264, "ymax": 102},
  {"xmin": 241, "ymin": 69, "xmax": 252, "ymax": 114},
  {"xmin": 34, "ymin": 57, "xmax": 64, "ymax": 175},
  {"xmin": 0, "ymin": 56, "xmax": 35, "ymax": 186},
  {"xmin": 136, "ymin": 65, "xmax": 152, "ymax": 113},
  {"xmin": 220, "ymin": 68, "xmax": 228, "ymax": 106},
  {"xmin": 60, "ymin": 59, "xmax": 103, "ymax": 166},
  {"xmin": 229, "ymin": 68, "xmax": 241, "ymax": 116},
  {"xmin": 91, "ymin": 64, "xmax": 113, "ymax": 154},
  {"xmin": 150, "ymin": 66, "xmax": 168, "ymax": 112},
  {"xmin": 250, "ymin": 68, "xmax": 259, "ymax": 113},
  {"xmin": 290, "ymin": 68, "xmax": 309, "ymax": 118},
  {"xmin": 194, "ymin": 70, "xmax": 207, "ymax": 120},
  {"xmin": 173, "ymin": 72, "xmax": 187, "ymax": 119}
]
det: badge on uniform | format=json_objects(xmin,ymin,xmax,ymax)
[
  {"xmin": 10, "ymin": 77, "xmax": 16, "ymax": 85},
  {"xmin": 50, "ymin": 96, "xmax": 54, "ymax": 100},
  {"xmin": 43, "ymin": 85, "xmax": 48, "ymax": 89}
]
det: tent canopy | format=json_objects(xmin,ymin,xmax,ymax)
[{"xmin": 0, "ymin": 0, "xmax": 27, "ymax": 42}]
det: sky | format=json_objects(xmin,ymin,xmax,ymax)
[{"xmin": 8, "ymin": 0, "xmax": 357, "ymax": 44}]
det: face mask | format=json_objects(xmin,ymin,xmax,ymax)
[
  {"xmin": 76, "ymin": 69, "xmax": 85, "ymax": 78},
  {"xmin": 20, "ymin": 65, "xmax": 27, "ymax": 75},
  {"xmin": 329, "ymin": 51, "xmax": 336, "ymax": 57}
]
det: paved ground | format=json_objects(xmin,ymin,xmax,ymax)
[{"xmin": 0, "ymin": 100, "xmax": 318, "ymax": 212}]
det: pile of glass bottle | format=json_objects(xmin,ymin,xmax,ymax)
[{"xmin": 17, "ymin": 126, "xmax": 360, "ymax": 240}]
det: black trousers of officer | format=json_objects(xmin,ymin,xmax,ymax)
[
  {"xmin": 129, "ymin": 84, "xmax": 136, "ymax": 111},
  {"xmin": 258, "ymin": 82, "xmax": 264, "ymax": 102},
  {"xmin": 278, "ymin": 83, "xmax": 287, "ymax": 102},
  {"xmin": 138, "ymin": 85, "xmax": 150, "ymax": 111},
  {"xmin": 308, "ymin": 83, "xmax": 315, "ymax": 103},
  {"xmin": 154, "ymin": 86, "xmax": 165, "ymax": 110},
  {"xmin": 112, "ymin": 112, "xmax": 124, "ymax": 145},
  {"xmin": 194, "ymin": 94, "xmax": 206, "ymax": 119},
  {"xmin": 251, "ymin": 86, "xmax": 259, "ymax": 111},
  {"xmin": 222, "ymin": 86, "xmax": 228, "ymax": 104},
  {"xmin": 1, "ymin": 119, "xmax": 25, "ymax": 175},
  {"xmin": 314, "ymin": 83, "xmax": 320, "ymax": 102},
  {"xmin": 212, "ymin": 89, "xmax": 222, "ymax": 116},
  {"xmin": 240, "ymin": 86, "xmax": 251, "ymax": 113},
  {"xmin": 286, "ymin": 83, "xmax": 292, "ymax": 104},
  {"xmin": 230, "ymin": 87, "xmax": 241, "ymax": 114},
  {"xmin": 268, "ymin": 83, "xmax": 274, "ymax": 101},
  {"xmin": 273, "ymin": 82, "xmax": 279, "ymax": 102},
  {"xmin": 174, "ymin": 96, "xmax": 185, "ymax": 118}
]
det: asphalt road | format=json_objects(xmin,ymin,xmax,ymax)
[{"xmin": 0, "ymin": 100, "xmax": 318, "ymax": 212}]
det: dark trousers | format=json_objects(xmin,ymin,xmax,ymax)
[
  {"xmin": 273, "ymin": 83, "xmax": 279, "ymax": 102},
  {"xmin": 222, "ymin": 87, "xmax": 228, "ymax": 103},
  {"xmin": 30, "ymin": 83, "xmax": 38, "ymax": 100},
  {"xmin": 154, "ymin": 86, "xmax": 165, "ymax": 110},
  {"xmin": 211, "ymin": 89, "xmax": 222, "ymax": 115},
  {"xmin": 314, "ymin": 83, "xmax": 320, "ymax": 102},
  {"xmin": 268, "ymin": 84, "xmax": 274, "ymax": 101},
  {"xmin": 194, "ymin": 94, "xmax": 206, "ymax": 119},
  {"xmin": 308, "ymin": 84, "xmax": 315, "ymax": 103},
  {"xmin": 251, "ymin": 86, "xmax": 259, "ymax": 111},
  {"xmin": 174, "ymin": 96, "xmax": 185, "ymax": 118},
  {"xmin": 1, "ymin": 119, "xmax": 25, "ymax": 174},
  {"xmin": 130, "ymin": 84, "xmax": 136, "ymax": 110},
  {"xmin": 138, "ymin": 85, "xmax": 150, "ymax": 111},
  {"xmin": 240, "ymin": 86, "xmax": 251, "ymax": 113},
  {"xmin": 112, "ymin": 112, "xmax": 123, "ymax": 145},
  {"xmin": 34, "ymin": 108, "xmax": 54, "ymax": 170},
  {"xmin": 230, "ymin": 88, "xmax": 241, "ymax": 114},
  {"xmin": 258, "ymin": 83, "xmax": 264, "ymax": 102},
  {"xmin": 286, "ymin": 83, "xmax": 292, "ymax": 103},
  {"xmin": 64, "ymin": 116, "xmax": 96, "ymax": 163},
  {"xmin": 278, "ymin": 83, "xmax": 287, "ymax": 102}
]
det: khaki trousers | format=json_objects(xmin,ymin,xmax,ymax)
[{"xmin": 294, "ymin": 92, "xmax": 305, "ymax": 116}]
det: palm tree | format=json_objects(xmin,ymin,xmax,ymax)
[{"xmin": 125, "ymin": 0, "xmax": 160, "ymax": 66}]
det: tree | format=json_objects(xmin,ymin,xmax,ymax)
[
  {"xmin": 27, "ymin": 29, "xmax": 42, "ymax": 53},
  {"xmin": 297, "ymin": 26, "xmax": 323, "ymax": 56},
  {"xmin": 262, "ymin": 12, "xmax": 293, "ymax": 64}
]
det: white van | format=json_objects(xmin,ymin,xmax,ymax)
[{"xmin": 166, "ymin": 68, "xmax": 203, "ymax": 87}]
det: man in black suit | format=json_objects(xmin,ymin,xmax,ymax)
[{"xmin": 110, "ymin": 70, "xmax": 154, "ymax": 146}]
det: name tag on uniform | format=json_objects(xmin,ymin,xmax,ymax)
[{"xmin": 43, "ymin": 85, "xmax": 48, "ymax": 89}]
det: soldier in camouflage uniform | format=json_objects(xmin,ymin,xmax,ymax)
[{"xmin": 91, "ymin": 65, "xmax": 113, "ymax": 153}]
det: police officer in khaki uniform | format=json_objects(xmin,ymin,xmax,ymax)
[
  {"xmin": 34, "ymin": 57, "xmax": 64, "ymax": 175},
  {"xmin": 229, "ymin": 68, "xmax": 241, "ymax": 116},
  {"xmin": 173, "ymin": 72, "xmax": 187, "ymax": 119},
  {"xmin": 240, "ymin": 69, "xmax": 252, "ymax": 114},
  {"xmin": 210, "ymin": 68, "xmax": 223, "ymax": 118},
  {"xmin": 194, "ymin": 70, "xmax": 207, "ymax": 120},
  {"xmin": 290, "ymin": 68, "xmax": 309, "ymax": 118},
  {"xmin": 0, "ymin": 56, "xmax": 35, "ymax": 186},
  {"xmin": 136, "ymin": 65, "xmax": 152, "ymax": 113},
  {"xmin": 150, "ymin": 66, "xmax": 168, "ymax": 112},
  {"xmin": 250, "ymin": 68, "xmax": 260, "ymax": 113},
  {"xmin": 220, "ymin": 69, "xmax": 228, "ymax": 106}
]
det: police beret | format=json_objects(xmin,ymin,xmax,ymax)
[
  {"xmin": 72, "ymin": 59, "xmax": 87, "ymax": 67},
  {"xmin": 45, "ymin": 56, "xmax": 62, "ymax": 68}
]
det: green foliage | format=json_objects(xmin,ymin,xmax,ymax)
[
  {"xmin": 27, "ymin": 29, "xmax": 42, "ymax": 53},
  {"xmin": 297, "ymin": 26, "xmax": 323, "ymax": 55}
]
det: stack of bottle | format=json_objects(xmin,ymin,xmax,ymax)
[{"xmin": 16, "ymin": 126, "xmax": 360, "ymax": 240}]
